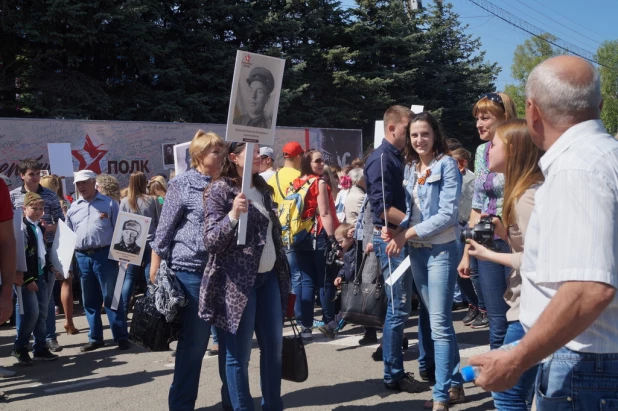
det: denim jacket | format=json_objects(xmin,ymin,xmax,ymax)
[{"xmin": 400, "ymin": 155, "xmax": 462, "ymax": 239}]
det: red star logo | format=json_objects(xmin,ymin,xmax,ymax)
[
  {"xmin": 71, "ymin": 134, "xmax": 108, "ymax": 174},
  {"xmin": 244, "ymin": 54, "xmax": 251, "ymax": 63}
]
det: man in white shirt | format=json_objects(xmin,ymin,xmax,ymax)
[
  {"xmin": 259, "ymin": 146, "xmax": 276, "ymax": 182},
  {"xmin": 468, "ymin": 55, "xmax": 618, "ymax": 410}
]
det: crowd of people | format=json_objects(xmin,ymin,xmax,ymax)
[{"xmin": 0, "ymin": 55, "xmax": 618, "ymax": 411}]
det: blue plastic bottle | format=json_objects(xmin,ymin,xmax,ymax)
[{"xmin": 461, "ymin": 340, "xmax": 520, "ymax": 382}]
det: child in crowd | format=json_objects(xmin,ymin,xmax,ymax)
[
  {"xmin": 318, "ymin": 223, "xmax": 356, "ymax": 340},
  {"xmin": 12, "ymin": 192, "xmax": 60, "ymax": 364}
]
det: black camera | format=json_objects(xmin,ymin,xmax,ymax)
[{"xmin": 461, "ymin": 216, "xmax": 495, "ymax": 249}]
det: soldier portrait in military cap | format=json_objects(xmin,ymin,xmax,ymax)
[
  {"xmin": 233, "ymin": 66, "xmax": 275, "ymax": 129},
  {"xmin": 108, "ymin": 212, "xmax": 152, "ymax": 265}
]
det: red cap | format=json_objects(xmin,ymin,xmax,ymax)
[{"xmin": 283, "ymin": 142, "xmax": 304, "ymax": 158}]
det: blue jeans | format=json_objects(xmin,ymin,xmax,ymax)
[
  {"xmin": 534, "ymin": 347, "xmax": 618, "ymax": 411},
  {"xmin": 14, "ymin": 274, "xmax": 49, "ymax": 353},
  {"xmin": 291, "ymin": 232, "xmax": 335, "ymax": 329},
  {"xmin": 493, "ymin": 321, "xmax": 538, "ymax": 410},
  {"xmin": 373, "ymin": 233, "xmax": 413, "ymax": 384},
  {"xmin": 121, "ymin": 243, "xmax": 152, "ymax": 315},
  {"xmin": 477, "ymin": 239, "xmax": 511, "ymax": 349},
  {"xmin": 169, "ymin": 270, "xmax": 229, "ymax": 411},
  {"xmin": 455, "ymin": 234, "xmax": 480, "ymax": 308},
  {"xmin": 409, "ymin": 241, "xmax": 463, "ymax": 402},
  {"xmin": 75, "ymin": 247, "xmax": 129, "ymax": 343},
  {"xmin": 414, "ymin": 282, "xmax": 435, "ymax": 375},
  {"xmin": 224, "ymin": 270, "xmax": 283, "ymax": 411},
  {"xmin": 45, "ymin": 269, "xmax": 57, "ymax": 342},
  {"xmin": 286, "ymin": 250, "xmax": 302, "ymax": 323}
]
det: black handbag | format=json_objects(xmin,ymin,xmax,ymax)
[
  {"xmin": 129, "ymin": 293, "xmax": 178, "ymax": 351},
  {"xmin": 282, "ymin": 319, "xmax": 308, "ymax": 383},
  {"xmin": 340, "ymin": 252, "xmax": 387, "ymax": 328}
]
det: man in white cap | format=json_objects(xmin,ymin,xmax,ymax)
[
  {"xmin": 66, "ymin": 169, "xmax": 129, "ymax": 352},
  {"xmin": 259, "ymin": 146, "xmax": 277, "ymax": 181}
]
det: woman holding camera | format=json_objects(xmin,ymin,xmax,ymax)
[
  {"xmin": 200, "ymin": 142, "xmax": 290, "ymax": 411},
  {"xmin": 465, "ymin": 119, "xmax": 543, "ymax": 410},
  {"xmin": 385, "ymin": 112, "xmax": 463, "ymax": 411},
  {"xmin": 458, "ymin": 92, "xmax": 517, "ymax": 347}
]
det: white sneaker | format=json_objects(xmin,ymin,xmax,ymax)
[
  {"xmin": 300, "ymin": 327, "xmax": 312, "ymax": 341},
  {"xmin": 0, "ymin": 367, "xmax": 16, "ymax": 378}
]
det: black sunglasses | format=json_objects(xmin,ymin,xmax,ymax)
[{"xmin": 479, "ymin": 93, "xmax": 504, "ymax": 110}]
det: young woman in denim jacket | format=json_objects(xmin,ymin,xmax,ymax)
[
  {"xmin": 200, "ymin": 142, "xmax": 290, "ymax": 411},
  {"xmin": 385, "ymin": 112, "xmax": 463, "ymax": 411}
]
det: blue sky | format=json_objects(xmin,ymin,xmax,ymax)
[{"xmin": 341, "ymin": 0, "xmax": 616, "ymax": 90}]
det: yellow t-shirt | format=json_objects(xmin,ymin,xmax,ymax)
[{"xmin": 268, "ymin": 167, "xmax": 301, "ymax": 206}]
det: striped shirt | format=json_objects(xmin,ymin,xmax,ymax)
[{"xmin": 520, "ymin": 119, "xmax": 618, "ymax": 353}]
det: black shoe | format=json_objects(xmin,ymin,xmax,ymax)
[
  {"xmin": 384, "ymin": 372, "xmax": 430, "ymax": 393},
  {"xmin": 46, "ymin": 340, "xmax": 63, "ymax": 352},
  {"xmin": 117, "ymin": 339, "xmax": 130, "ymax": 350},
  {"xmin": 462, "ymin": 306, "xmax": 480, "ymax": 325},
  {"xmin": 359, "ymin": 334, "xmax": 378, "ymax": 346},
  {"xmin": 452, "ymin": 302, "xmax": 467, "ymax": 311},
  {"xmin": 32, "ymin": 348, "xmax": 59, "ymax": 361},
  {"xmin": 11, "ymin": 347, "xmax": 32, "ymax": 365},
  {"xmin": 372, "ymin": 345, "xmax": 383, "ymax": 362},
  {"xmin": 402, "ymin": 336, "xmax": 409, "ymax": 350},
  {"xmin": 419, "ymin": 366, "xmax": 436, "ymax": 383},
  {"xmin": 80, "ymin": 341, "xmax": 105, "ymax": 352},
  {"xmin": 470, "ymin": 311, "xmax": 489, "ymax": 329}
]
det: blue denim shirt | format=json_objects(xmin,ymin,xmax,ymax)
[
  {"xmin": 66, "ymin": 192, "xmax": 119, "ymax": 250},
  {"xmin": 400, "ymin": 155, "xmax": 462, "ymax": 239}
]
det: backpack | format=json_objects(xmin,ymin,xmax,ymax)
[{"xmin": 277, "ymin": 174, "xmax": 318, "ymax": 249}]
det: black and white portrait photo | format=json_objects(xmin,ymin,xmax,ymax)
[
  {"xmin": 113, "ymin": 220, "xmax": 142, "ymax": 256},
  {"xmin": 233, "ymin": 66, "xmax": 275, "ymax": 129},
  {"xmin": 162, "ymin": 143, "xmax": 175, "ymax": 169},
  {"xmin": 173, "ymin": 141, "xmax": 192, "ymax": 176},
  {"xmin": 226, "ymin": 51, "xmax": 285, "ymax": 146},
  {"xmin": 108, "ymin": 212, "xmax": 152, "ymax": 265}
]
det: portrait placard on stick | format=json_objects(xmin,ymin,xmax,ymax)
[
  {"xmin": 108, "ymin": 212, "xmax": 152, "ymax": 266},
  {"xmin": 162, "ymin": 143, "xmax": 176, "ymax": 170},
  {"xmin": 173, "ymin": 142, "xmax": 192, "ymax": 176},
  {"xmin": 49, "ymin": 220, "xmax": 77, "ymax": 279},
  {"xmin": 47, "ymin": 143, "xmax": 74, "ymax": 177},
  {"xmin": 226, "ymin": 51, "xmax": 285, "ymax": 146}
]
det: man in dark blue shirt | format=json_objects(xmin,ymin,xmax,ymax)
[{"xmin": 364, "ymin": 106, "xmax": 429, "ymax": 393}]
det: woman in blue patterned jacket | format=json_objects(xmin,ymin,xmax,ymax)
[{"xmin": 200, "ymin": 142, "xmax": 290, "ymax": 411}]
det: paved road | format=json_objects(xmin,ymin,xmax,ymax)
[{"xmin": 0, "ymin": 305, "xmax": 494, "ymax": 410}]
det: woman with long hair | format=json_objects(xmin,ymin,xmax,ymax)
[
  {"xmin": 385, "ymin": 112, "xmax": 463, "ymax": 411},
  {"xmin": 150, "ymin": 130, "xmax": 230, "ymax": 410},
  {"xmin": 458, "ymin": 92, "xmax": 517, "ymax": 339},
  {"xmin": 148, "ymin": 176, "xmax": 167, "ymax": 204},
  {"xmin": 466, "ymin": 119, "xmax": 544, "ymax": 410},
  {"xmin": 39, "ymin": 175, "xmax": 78, "ymax": 335},
  {"xmin": 200, "ymin": 142, "xmax": 290, "ymax": 410},
  {"xmin": 290, "ymin": 150, "xmax": 339, "ymax": 339},
  {"xmin": 119, "ymin": 171, "xmax": 160, "ymax": 314}
]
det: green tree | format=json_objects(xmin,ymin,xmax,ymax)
[
  {"xmin": 596, "ymin": 40, "xmax": 618, "ymax": 136},
  {"xmin": 504, "ymin": 33, "xmax": 563, "ymax": 117}
]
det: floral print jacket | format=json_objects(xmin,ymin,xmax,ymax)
[{"xmin": 198, "ymin": 178, "xmax": 291, "ymax": 334}]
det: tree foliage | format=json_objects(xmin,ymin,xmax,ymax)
[
  {"xmin": 596, "ymin": 40, "xmax": 618, "ymax": 136},
  {"xmin": 0, "ymin": 0, "xmax": 499, "ymax": 148},
  {"xmin": 504, "ymin": 33, "xmax": 563, "ymax": 117}
]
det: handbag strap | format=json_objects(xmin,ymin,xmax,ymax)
[{"xmin": 354, "ymin": 251, "xmax": 368, "ymax": 284}]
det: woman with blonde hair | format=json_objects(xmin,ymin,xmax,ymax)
[
  {"xmin": 119, "ymin": 171, "xmax": 160, "ymax": 314},
  {"xmin": 39, "ymin": 174, "xmax": 78, "ymax": 334},
  {"xmin": 148, "ymin": 176, "xmax": 167, "ymax": 205},
  {"xmin": 466, "ymin": 118, "xmax": 544, "ymax": 409},
  {"xmin": 150, "ymin": 130, "xmax": 230, "ymax": 410}
]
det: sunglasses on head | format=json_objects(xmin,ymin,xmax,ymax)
[{"xmin": 479, "ymin": 92, "xmax": 505, "ymax": 110}]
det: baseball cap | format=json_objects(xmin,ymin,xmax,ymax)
[
  {"xmin": 283, "ymin": 142, "xmax": 304, "ymax": 158},
  {"xmin": 246, "ymin": 67, "xmax": 275, "ymax": 95},
  {"xmin": 122, "ymin": 220, "xmax": 142, "ymax": 237},
  {"xmin": 74, "ymin": 170, "xmax": 97, "ymax": 183},
  {"xmin": 23, "ymin": 192, "xmax": 43, "ymax": 206},
  {"xmin": 259, "ymin": 147, "xmax": 275, "ymax": 160}
]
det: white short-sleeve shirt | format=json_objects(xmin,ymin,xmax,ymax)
[{"xmin": 520, "ymin": 119, "xmax": 618, "ymax": 353}]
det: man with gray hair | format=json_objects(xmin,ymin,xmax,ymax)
[{"xmin": 469, "ymin": 55, "xmax": 618, "ymax": 409}]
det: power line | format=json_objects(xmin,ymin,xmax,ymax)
[
  {"xmin": 513, "ymin": 0, "xmax": 603, "ymax": 49},
  {"xmin": 465, "ymin": 0, "xmax": 617, "ymax": 71}
]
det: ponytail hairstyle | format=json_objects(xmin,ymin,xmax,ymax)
[
  {"xmin": 214, "ymin": 142, "xmax": 273, "ymax": 195},
  {"xmin": 498, "ymin": 118, "xmax": 545, "ymax": 228}
]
